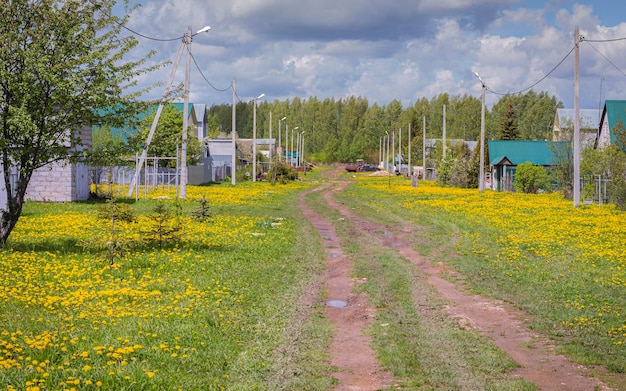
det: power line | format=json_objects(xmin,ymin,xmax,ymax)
[
  {"xmin": 488, "ymin": 43, "xmax": 577, "ymax": 96},
  {"xmin": 582, "ymin": 37, "xmax": 626, "ymax": 43},
  {"xmin": 122, "ymin": 25, "xmax": 182, "ymax": 42},
  {"xmin": 583, "ymin": 40, "xmax": 626, "ymax": 77},
  {"xmin": 188, "ymin": 48, "xmax": 232, "ymax": 92}
]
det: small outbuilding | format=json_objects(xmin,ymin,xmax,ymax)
[{"xmin": 488, "ymin": 140, "xmax": 565, "ymax": 191}]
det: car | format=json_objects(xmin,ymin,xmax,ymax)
[{"xmin": 359, "ymin": 164, "xmax": 380, "ymax": 172}]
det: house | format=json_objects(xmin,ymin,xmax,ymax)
[
  {"xmin": 596, "ymin": 100, "xmax": 626, "ymax": 150},
  {"xmin": 488, "ymin": 140, "xmax": 565, "ymax": 191},
  {"xmin": 553, "ymin": 108, "xmax": 599, "ymax": 149},
  {"xmin": 204, "ymin": 138, "xmax": 235, "ymax": 182}
]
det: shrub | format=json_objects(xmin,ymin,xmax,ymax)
[
  {"xmin": 268, "ymin": 161, "xmax": 297, "ymax": 184},
  {"xmin": 513, "ymin": 162, "xmax": 551, "ymax": 193}
]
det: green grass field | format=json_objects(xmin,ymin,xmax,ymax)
[{"xmin": 1, "ymin": 170, "xmax": 625, "ymax": 390}]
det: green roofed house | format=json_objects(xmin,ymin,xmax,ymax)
[
  {"xmin": 488, "ymin": 140, "xmax": 565, "ymax": 191},
  {"xmin": 597, "ymin": 100, "xmax": 626, "ymax": 150}
]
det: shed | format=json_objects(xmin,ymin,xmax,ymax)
[
  {"xmin": 204, "ymin": 138, "xmax": 235, "ymax": 182},
  {"xmin": 488, "ymin": 140, "xmax": 564, "ymax": 191}
]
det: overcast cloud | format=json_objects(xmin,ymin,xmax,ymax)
[{"xmin": 118, "ymin": 0, "xmax": 626, "ymax": 110}]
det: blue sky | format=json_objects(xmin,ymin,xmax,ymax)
[{"xmin": 117, "ymin": 0, "xmax": 626, "ymax": 111}]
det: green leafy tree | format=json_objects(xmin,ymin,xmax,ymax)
[
  {"xmin": 549, "ymin": 138, "xmax": 573, "ymax": 198},
  {"xmin": 0, "ymin": 0, "xmax": 157, "ymax": 245},
  {"xmin": 513, "ymin": 162, "xmax": 551, "ymax": 193},
  {"xmin": 90, "ymin": 125, "xmax": 133, "ymax": 196},
  {"xmin": 129, "ymin": 103, "xmax": 202, "ymax": 167},
  {"xmin": 581, "ymin": 120, "xmax": 626, "ymax": 208}
]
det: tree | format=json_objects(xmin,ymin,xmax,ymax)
[
  {"xmin": 549, "ymin": 138, "xmax": 573, "ymax": 198},
  {"xmin": 128, "ymin": 103, "xmax": 203, "ymax": 167},
  {"xmin": 513, "ymin": 162, "xmax": 551, "ymax": 193},
  {"xmin": 90, "ymin": 125, "xmax": 133, "ymax": 196},
  {"xmin": 0, "ymin": 0, "xmax": 157, "ymax": 244},
  {"xmin": 500, "ymin": 102, "xmax": 519, "ymax": 140},
  {"xmin": 581, "ymin": 120, "xmax": 626, "ymax": 208}
]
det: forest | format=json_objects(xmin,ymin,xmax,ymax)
[{"xmin": 205, "ymin": 90, "xmax": 562, "ymax": 164}]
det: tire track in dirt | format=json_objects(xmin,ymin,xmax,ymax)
[
  {"xmin": 318, "ymin": 173, "xmax": 616, "ymax": 391},
  {"xmin": 299, "ymin": 174, "xmax": 396, "ymax": 391}
]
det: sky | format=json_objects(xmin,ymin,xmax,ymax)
[{"xmin": 116, "ymin": 0, "xmax": 626, "ymax": 112}]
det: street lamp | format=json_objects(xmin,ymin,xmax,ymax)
[
  {"xmin": 278, "ymin": 116, "xmax": 286, "ymax": 161},
  {"xmin": 385, "ymin": 131, "xmax": 389, "ymax": 171},
  {"xmin": 252, "ymin": 93, "xmax": 265, "ymax": 182},
  {"xmin": 301, "ymin": 131, "xmax": 306, "ymax": 174},
  {"xmin": 298, "ymin": 131, "xmax": 305, "ymax": 167},
  {"xmin": 474, "ymin": 71, "xmax": 486, "ymax": 192},
  {"xmin": 290, "ymin": 126, "xmax": 298, "ymax": 166}
]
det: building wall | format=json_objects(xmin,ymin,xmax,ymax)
[
  {"xmin": 598, "ymin": 118, "xmax": 611, "ymax": 148},
  {"xmin": 27, "ymin": 160, "xmax": 90, "ymax": 202}
]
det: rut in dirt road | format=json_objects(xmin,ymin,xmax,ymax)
[
  {"xmin": 308, "ymin": 172, "xmax": 615, "ymax": 391},
  {"xmin": 299, "ymin": 179, "xmax": 396, "ymax": 391}
]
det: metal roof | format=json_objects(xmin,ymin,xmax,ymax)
[
  {"xmin": 206, "ymin": 139, "xmax": 233, "ymax": 156},
  {"xmin": 488, "ymin": 140, "xmax": 565, "ymax": 166}
]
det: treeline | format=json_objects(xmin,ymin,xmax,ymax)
[{"xmin": 205, "ymin": 90, "xmax": 562, "ymax": 164}]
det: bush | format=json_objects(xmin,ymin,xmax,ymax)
[
  {"xmin": 513, "ymin": 162, "xmax": 551, "ymax": 193},
  {"xmin": 268, "ymin": 161, "xmax": 297, "ymax": 184}
]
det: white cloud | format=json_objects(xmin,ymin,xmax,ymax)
[{"xmin": 117, "ymin": 0, "xmax": 626, "ymax": 111}]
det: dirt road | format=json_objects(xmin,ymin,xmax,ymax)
[{"xmin": 299, "ymin": 169, "xmax": 615, "ymax": 390}]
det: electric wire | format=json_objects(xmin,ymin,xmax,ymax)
[
  {"xmin": 188, "ymin": 48, "xmax": 232, "ymax": 92},
  {"xmin": 487, "ymin": 43, "xmax": 577, "ymax": 96},
  {"xmin": 582, "ymin": 37, "xmax": 626, "ymax": 43},
  {"xmin": 582, "ymin": 40, "xmax": 626, "ymax": 77},
  {"xmin": 121, "ymin": 24, "xmax": 183, "ymax": 42}
]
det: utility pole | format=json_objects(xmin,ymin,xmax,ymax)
[
  {"xmin": 573, "ymin": 27, "xmax": 581, "ymax": 207},
  {"xmin": 231, "ymin": 77, "xmax": 237, "ymax": 185},
  {"xmin": 442, "ymin": 104, "xmax": 447, "ymax": 159},
  {"xmin": 180, "ymin": 26, "xmax": 192, "ymax": 199},
  {"xmin": 269, "ymin": 111, "xmax": 273, "ymax": 164},
  {"xmin": 408, "ymin": 122, "xmax": 412, "ymax": 176},
  {"xmin": 423, "ymin": 116, "xmax": 426, "ymax": 179}
]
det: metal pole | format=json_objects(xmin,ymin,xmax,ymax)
[
  {"xmin": 408, "ymin": 122, "xmax": 412, "ymax": 176},
  {"xmin": 278, "ymin": 117, "xmax": 286, "ymax": 162},
  {"xmin": 302, "ymin": 136, "xmax": 307, "ymax": 176},
  {"xmin": 423, "ymin": 116, "xmax": 426, "ymax": 178},
  {"xmin": 442, "ymin": 104, "xmax": 447, "ymax": 159},
  {"xmin": 392, "ymin": 130, "xmax": 395, "ymax": 173},
  {"xmin": 291, "ymin": 127, "xmax": 294, "ymax": 166},
  {"xmin": 269, "ymin": 111, "xmax": 272, "ymax": 164},
  {"xmin": 385, "ymin": 130, "xmax": 390, "ymax": 171},
  {"xmin": 231, "ymin": 77, "xmax": 236, "ymax": 185},
  {"xmin": 253, "ymin": 98, "xmax": 257, "ymax": 182},
  {"xmin": 399, "ymin": 127, "xmax": 402, "ymax": 173}
]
